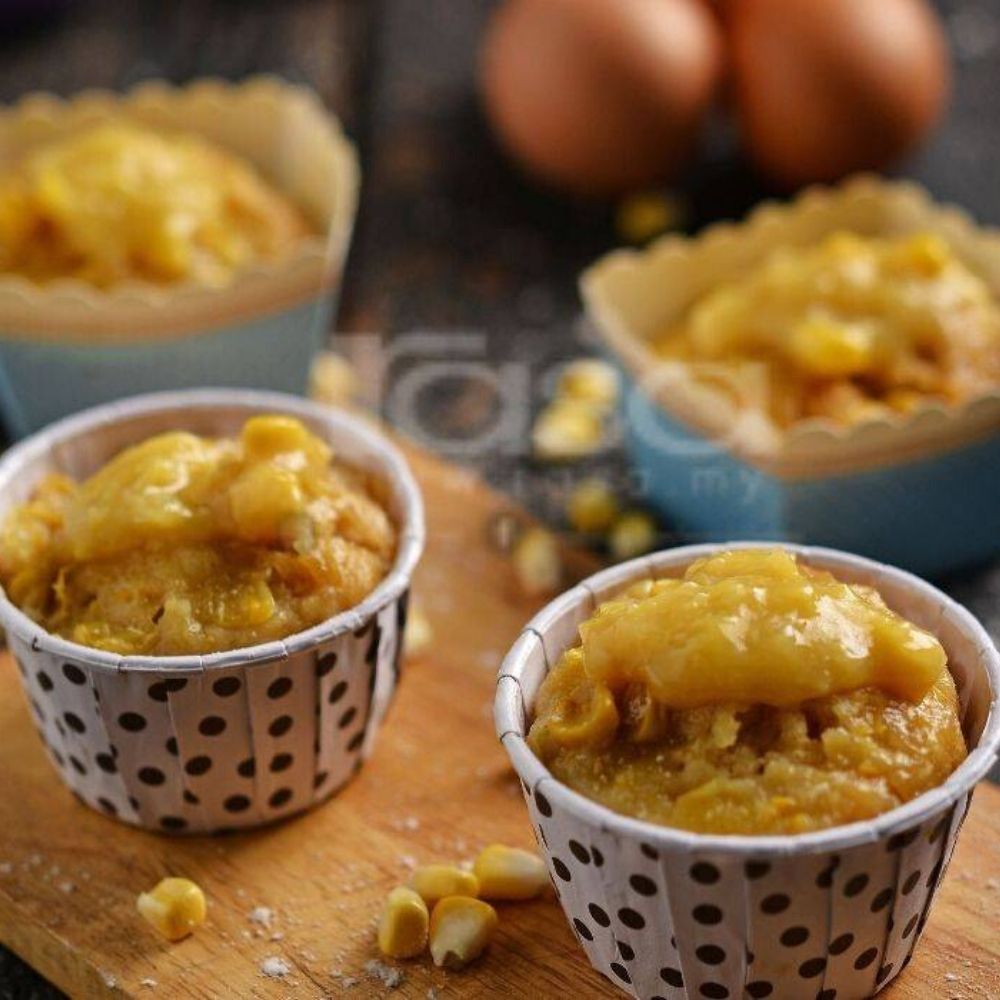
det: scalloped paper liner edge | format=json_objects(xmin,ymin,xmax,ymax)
[
  {"xmin": 581, "ymin": 176, "xmax": 1000, "ymax": 478},
  {"xmin": 0, "ymin": 76, "xmax": 360, "ymax": 341}
]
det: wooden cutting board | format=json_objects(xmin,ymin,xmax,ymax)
[{"xmin": 0, "ymin": 443, "xmax": 997, "ymax": 999}]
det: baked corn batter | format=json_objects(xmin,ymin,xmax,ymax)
[
  {"xmin": 653, "ymin": 231, "xmax": 1000, "ymax": 427},
  {"xmin": 528, "ymin": 550, "xmax": 966, "ymax": 835},
  {"xmin": 0, "ymin": 123, "xmax": 312, "ymax": 287},
  {"xmin": 0, "ymin": 416, "xmax": 396, "ymax": 655}
]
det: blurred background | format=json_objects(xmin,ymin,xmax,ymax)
[{"xmin": 0, "ymin": 1, "xmax": 998, "ymax": 993}]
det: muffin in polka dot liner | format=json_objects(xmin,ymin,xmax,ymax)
[
  {"xmin": 496, "ymin": 543, "xmax": 1000, "ymax": 1000},
  {"xmin": 0, "ymin": 389, "xmax": 424, "ymax": 834}
]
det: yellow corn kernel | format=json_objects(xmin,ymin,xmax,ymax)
[
  {"xmin": 788, "ymin": 317, "xmax": 876, "ymax": 378},
  {"xmin": 615, "ymin": 190, "xmax": 686, "ymax": 245},
  {"xmin": 532, "ymin": 400, "xmax": 604, "ymax": 461},
  {"xmin": 609, "ymin": 511, "xmax": 658, "ymax": 562},
  {"xmin": 429, "ymin": 896, "xmax": 498, "ymax": 970},
  {"xmin": 377, "ymin": 886, "xmax": 429, "ymax": 960},
  {"xmin": 531, "ymin": 661, "xmax": 619, "ymax": 755},
  {"xmin": 512, "ymin": 527, "xmax": 562, "ymax": 597},
  {"xmin": 557, "ymin": 359, "xmax": 620, "ymax": 411},
  {"xmin": 229, "ymin": 462, "xmax": 304, "ymax": 542},
  {"xmin": 473, "ymin": 845, "xmax": 548, "ymax": 901},
  {"xmin": 137, "ymin": 877, "xmax": 207, "ymax": 941},
  {"xmin": 566, "ymin": 478, "xmax": 619, "ymax": 534},
  {"xmin": 885, "ymin": 388, "xmax": 926, "ymax": 415},
  {"xmin": 403, "ymin": 601, "xmax": 434, "ymax": 657},
  {"xmin": 241, "ymin": 414, "xmax": 310, "ymax": 457},
  {"xmin": 409, "ymin": 865, "xmax": 480, "ymax": 905},
  {"xmin": 889, "ymin": 233, "xmax": 950, "ymax": 277},
  {"xmin": 309, "ymin": 351, "xmax": 360, "ymax": 407}
]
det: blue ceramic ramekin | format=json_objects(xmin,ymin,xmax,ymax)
[
  {"xmin": 0, "ymin": 77, "xmax": 360, "ymax": 438},
  {"xmin": 582, "ymin": 178, "xmax": 1000, "ymax": 577}
]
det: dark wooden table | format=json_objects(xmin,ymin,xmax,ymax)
[{"xmin": 1, "ymin": 0, "xmax": 998, "ymax": 995}]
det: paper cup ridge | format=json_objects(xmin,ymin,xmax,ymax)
[
  {"xmin": 0, "ymin": 389, "xmax": 425, "ymax": 834},
  {"xmin": 497, "ymin": 543, "xmax": 1000, "ymax": 1000}
]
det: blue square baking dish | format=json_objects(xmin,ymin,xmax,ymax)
[
  {"xmin": 0, "ymin": 77, "xmax": 360, "ymax": 438},
  {"xmin": 582, "ymin": 178, "xmax": 1000, "ymax": 577}
]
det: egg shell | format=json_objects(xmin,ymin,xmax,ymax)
[
  {"xmin": 729, "ymin": 0, "xmax": 950, "ymax": 187},
  {"xmin": 479, "ymin": 0, "xmax": 723, "ymax": 197}
]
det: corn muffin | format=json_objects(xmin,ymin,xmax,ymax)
[
  {"xmin": 0, "ymin": 415, "xmax": 396, "ymax": 655},
  {"xmin": 528, "ymin": 549, "xmax": 966, "ymax": 835},
  {"xmin": 0, "ymin": 122, "xmax": 313, "ymax": 288},
  {"xmin": 653, "ymin": 231, "xmax": 1000, "ymax": 427}
]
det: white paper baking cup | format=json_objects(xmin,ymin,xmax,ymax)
[
  {"xmin": 496, "ymin": 543, "xmax": 1000, "ymax": 1000},
  {"xmin": 0, "ymin": 389, "xmax": 424, "ymax": 834}
]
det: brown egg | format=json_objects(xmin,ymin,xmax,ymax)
[
  {"xmin": 479, "ymin": 0, "xmax": 723, "ymax": 198},
  {"xmin": 728, "ymin": 0, "xmax": 950, "ymax": 188}
]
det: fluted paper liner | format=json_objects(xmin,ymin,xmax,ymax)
[
  {"xmin": 496, "ymin": 544, "xmax": 1000, "ymax": 1000},
  {"xmin": 0, "ymin": 390, "xmax": 425, "ymax": 834},
  {"xmin": 0, "ymin": 77, "xmax": 360, "ymax": 341},
  {"xmin": 582, "ymin": 177, "xmax": 1000, "ymax": 477}
]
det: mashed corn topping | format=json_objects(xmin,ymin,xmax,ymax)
[
  {"xmin": 653, "ymin": 231, "xmax": 1000, "ymax": 427},
  {"xmin": 528, "ymin": 550, "xmax": 965, "ymax": 835},
  {"xmin": 0, "ymin": 123, "xmax": 312, "ymax": 288},
  {"xmin": 0, "ymin": 416, "xmax": 396, "ymax": 655}
]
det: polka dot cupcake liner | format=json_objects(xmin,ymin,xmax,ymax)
[
  {"xmin": 496, "ymin": 543, "xmax": 1000, "ymax": 1000},
  {"xmin": 0, "ymin": 389, "xmax": 425, "ymax": 834}
]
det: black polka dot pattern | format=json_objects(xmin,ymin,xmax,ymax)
[
  {"xmin": 13, "ymin": 585, "xmax": 406, "ymax": 836},
  {"xmin": 62, "ymin": 664, "xmax": 87, "ymax": 686},
  {"xmin": 267, "ymin": 677, "xmax": 293, "ymax": 700},
  {"xmin": 212, "ymin": 676, "xmax": 241, "ymax": 698},
  {"xmin": 512, "ymin": 764, "xmax": 951, "ymax": 1000},
  {"xmin": 268, "ymin": 715, "xmax": 292, "ymax": 738}
]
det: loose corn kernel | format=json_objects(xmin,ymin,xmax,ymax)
[
  {"xmin": 615, "ymin": 191, "xmax": 686, "ymax": 245},
  {"xmin": 309, "ymin": 351, "xmax": 360, "ymax": 407},
  {"xmin": 377, "ymin": 886, "xmax": 429, "ymax": 960},
  {"xmin": 473, "ymin": 844, "xmax": 548, "ymax": 901},
  {"xmin": 556, "ymin": 359, "xmax": 620, "ymax": 411},
  {"xmin": 403, "ymin": 601, "xmax": 434, "ymax": 657},
  {"xmin": 512, "ymin": 527, "xmax": 562, "ymax": 597},
  {"xmin": 409, "ymin": 865, "xmax": 480, "ymax": 905},
  {"xmin": 429, "ymin": 896, "xmax": 498, "ymax": 970},
  {"xmin": 137, "ymin": 877, "xmax": 207, "ymax": 941},
  {"xmin": 567, "ymin": 478, "xmax": 619, "ymax": 534},
  {"xmin": 531, "ymin": 400, "xmax": 604, "ymax": 461},
  {"xmin": 609, "ymin": 510, "xmax": 658, "ymax": 562}
]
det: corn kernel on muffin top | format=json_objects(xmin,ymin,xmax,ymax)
[
  {"xmin": 653, "ymin": 231, "xmax": 1000, "ymax": 428},
  {"xmin": 0, "ymin": 123, "xmax": 313, "ymax": 288},
  {"xmin": 528, "ymin": 549, "xmax": 966, "ymax": 835},
  {"xmin": 0, "ymin": 415, "xmax": 396, "ymax": 655}
]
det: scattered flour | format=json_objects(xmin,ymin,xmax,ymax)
[
  {"xmin": 260, "ymin": 956, "xmax": 292, "ymax": 978},
  {"xmin": 364, "ymin": 959, "xmax": 404, "ymax": 989},
  {"xmin": 248, "ymin": 905, "xmax": 275, "ymax": 929}
]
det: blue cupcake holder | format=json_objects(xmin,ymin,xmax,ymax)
[
  {"xmin": 619, "ymin": 371, "xmax": 1000, "ymax": 579},
  {"xmin": 0, "ymin": 294, "xmax": 333, "ymax": 439}
]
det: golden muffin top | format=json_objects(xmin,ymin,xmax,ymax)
[
  {"xmin": 528, "ymin": 549, "xmax": 965, "ymax": 835},
  {"xmin": 0, "ymin": 123, "xmax": 313, "ymax": 288},
  {"xmin": 653, "ymin": 231, "xmax": 1000, "ymax": 428},
  {"xmin": 0, "ymin": 415, "xmax": 396, "ymax": 656}
]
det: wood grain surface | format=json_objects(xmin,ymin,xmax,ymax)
[{"xmin": 0, "ymin": 441, "xmax": 996, "ymax": 1000}]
